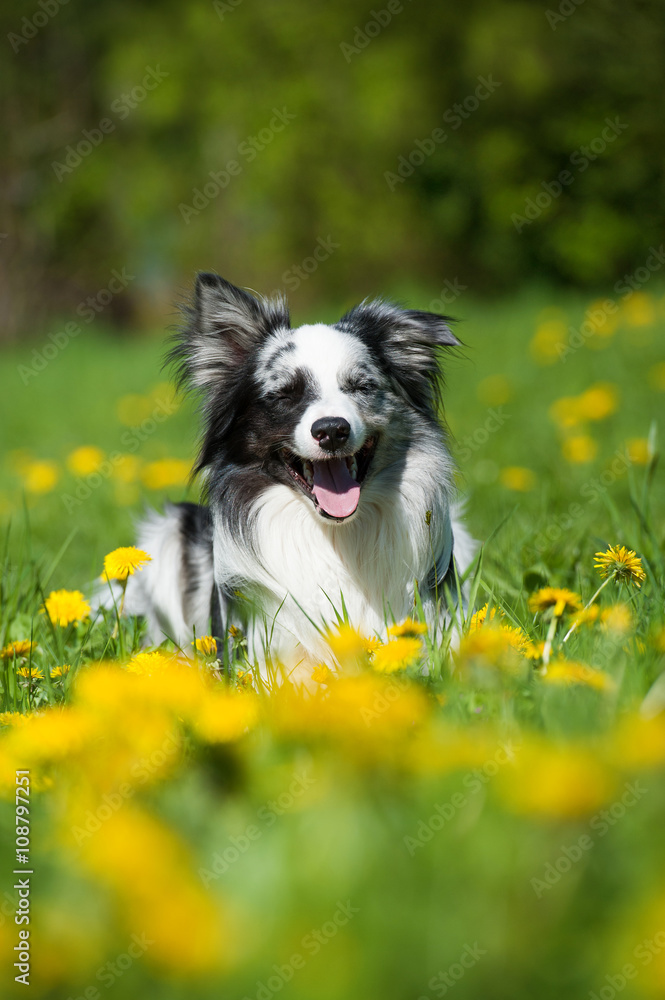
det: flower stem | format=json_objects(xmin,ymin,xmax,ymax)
[
  {"xmin": 563, "ymin": 576, "xmax": 613, "ymax": 643},
  {"xmin": 542, "ymin": 613, "xmax": 559, "ymax": 667}
]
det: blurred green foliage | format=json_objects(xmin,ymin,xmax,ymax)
[{"xmin": 1, "ymin": 0, "xmax": 664, "ymax": 339}]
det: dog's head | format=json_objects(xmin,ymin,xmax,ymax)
[{"xmin": 171, "ymin": 273, "xmax": 459, "ymax": 523}]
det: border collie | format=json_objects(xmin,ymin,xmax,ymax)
[{"xmin": 123, "ymin": 273, "xmax": 475, "ymax": 670}]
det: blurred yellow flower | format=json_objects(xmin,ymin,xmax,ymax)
[
  {"xmin": 116, "ymin": 393, "xmax": 154, "ymax": 426},
  {"xmin": 103, "ymin": 546, "xmax": 152, "ymax": 581},
  {"xmin": 576, "ymin": 382, "xmax": 619, "ymax": 421},
  {"xmin": 496, "ymin": 741, "xmax": 616, "ymax": 818},
  {"xmin": 600, "ymin": 603, "xmax": 633, "ymax": 634},
  {"xmin": 584, "ymin": 300, "xmax": 619, "ymax": 340},
  {"xmin": 372, "ymin": 636, "xmax": 423, "ymax": 673},
  {"xmin": 469, "ymin": 604, "xmax": 498, "ymax": 629},
  {"xmin": 529, "ymin": 588, "xmax": 582, "ymax": 617},
  {"xmin": 499, "ymin": 466, "xmax": 536, "ymax": 491},
  {"xmin": 42, "ymin": 589, "xmax": 91, "ymax": 627},
  {"xmin": 194, "ymin": 635, "xmax": 218, "ymax": 656},
  {"xmin": 66, "ymin": 445, "xmax": 105, "ymax": 477},
  {"xmin": 621, "ymin": 291, "xmax": 656, "ymax": 326},
  {"xmin": 387, "ymin": 618, "xmax": 428, "ymax": 638},
  {"xmin": 0, "ymin": 711, "xmax": 33, "ymax": 727},
  {"xmin": 594, "ymin": 545, "xmax": 646, "ymax": 586},
  {"xmin": 561, "ymin": 434, "xmax": 598, "ymax": 464},
  {"xmin": 626, "ymin": 437, "xmax": 651, "ymax": 465},
  {"xmin": 456, "ymin": 627, "xmax": 525, "ymax": 674},
  {"xmin": 126, "ymin": 650, "xmax": 175, "ymax": 676},
  {"xmin": 530, "ymin": 320, "xmax": 567, "ymax": 365},
  {"xmin": 112, "ymin": 453, "xmax": 143, "ymax": 483},
  {"xmin": 570, "ymin": 605, "xmax": 600, "ymax": 628},
  {"xmin": 193, "ymin": 691, "xmax": 259, "ymax": 743},
  {"xmin": 540, "ymin": 659, "xmax": 615, "ymax": 692},
  {"xmin": 142, "ymin": 458, "xmax": 191, "ymax": 490},
  {"xmin": 0, "ymin": 639, "xmax": 36, "ymax": 660},
  {"xmin": 22, "ymin": 459, "xmax": 59, "ymax": 494},
  {"xmin": 549, "ymin": 396, "xmax": 583, "ymax": 429},
  {"xmin": 328, "ymin": 623, "xmax": 372, "ymax": 668}
]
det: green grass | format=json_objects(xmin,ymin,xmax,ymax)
[{"xmin": 1, "ymin": 284, "xmax": 664, "ymax": 1000}]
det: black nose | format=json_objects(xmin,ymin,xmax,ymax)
[{"xmin": 311, "ymin": 417, "xmax": 351, "ymax": 451}]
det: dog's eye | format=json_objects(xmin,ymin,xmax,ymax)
[
  {"xmin": 264, "ymin": 382, "xmax": 301, "ymax": 404},
  {"xmin": 344, "ymin": 376, "xmax": 378, "ymax": 394}
]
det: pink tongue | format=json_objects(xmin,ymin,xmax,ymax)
[{"xmin": 312, "ymin": 459, "xmax": 360, "ymax": 518}]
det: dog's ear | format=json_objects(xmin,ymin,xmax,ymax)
[
  {"xmin": 338, "ymin": 301, "xmax": 460, "ymax": 414},
  {"xmin": 171, "ymin": 273, "xmax": 290, "ymax": 393}
]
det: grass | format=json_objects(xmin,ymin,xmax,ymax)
[{"xmin": 0, "ymin": 283, "xmax": 664, "ymax": 999}]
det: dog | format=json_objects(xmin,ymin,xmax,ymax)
[{"xmin": 122, "ymin": 273, "xmax": 475, "ymax": 671}]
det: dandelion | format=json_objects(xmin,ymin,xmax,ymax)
[
  {"xmin": 193, "ymin": 635, "xmax": 218, "ymax": 656},
  {"xmin": 311, "ymin": 663, "xmax": 334, "ymax": 684},
  {"xmin": 66, "ymin": 446, "xmax": 105, "ymax": 477},
  {"xmin": 0, "ymin": 640, "xmax": 36, "ymax": 660},
  {"xmin": 600, "ymin": 604, "xmax": 633, "ymax": 635},
  {"xmin": 540, "ymin": 659, "xmax": 615, "ymax": 692},
  {"xmin": 387, "ymin": 618, "xmax": 427, "ymax": 638},
  {"xmin": 112, "ymin": 453, "xmax": 143, "ymax": 483},
  {"xmin": 529, "ymin": 588, "xmax": 582, "ymax": 665},
  {"xmin": 530, "ymin": 320, "xmax": 567, "ymax": 364},
  {"xmin": 570, "ymin": 605, "xmax": 600, "ymax": 629},
  {"xmin": 594, "ymin": 545, "xmax": 646, "ymax": 586},
  {"xmin": 126, "ymin": 650, "xmax": 175, "ymax": 676},
  {"xmin": 103, "ymin": 546, "xmax": 152, "ymax": 582},
  {"xmin": 0, "ymin": 711, "xmax": 33, "ymax": 727},
  {"xmin": 42, "ymin": 589, "xmax": 90, "ymax": 627},
  {"xmin": 22, "ymin": 459, "xmax": 59, "ymax": 494},
  {"xmin": 561, "ymin": 435, "xmax": 598, "ymax": 464},
  {"xmin": 529, "ymin": 588, "xmax": 582, "ymax": 618},
  {"xmin": 469, "ymin": 604, "xmax": 498, "ymax": 630},
  {"xmin": 17, "ymin": 666, "xmax": 44, "ymax": 680},
  {"xmin": 141, "ymin": 458, "xmax": 191, "ymax": 490},
  {"xmin": 372, "ymin": 636, "xmax": 423, "ymax": 673},
  {"xmin": 626, "ymin": 438, "xmax": 651, "ymax": 465},
  {"xmin": 549, "ymin": 396, "xmax": 584, "ymax": 430},
  {"xmin": 328, "ymin": 623, "xmax": 372, "ymax": 669},
  {"xmin": 576, "ymin": 383, "xmax": 619, "ymax": 421},
  {"xmin": 50, "ymin": 664, "xmax": 71, "ymax": 679}
]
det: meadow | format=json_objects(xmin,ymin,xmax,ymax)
[{"xmin": 1, "ymin": 283, "xmax": 665, "ymax": 1000}]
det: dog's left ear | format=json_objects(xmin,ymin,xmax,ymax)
[{"xmin": 339, "ymin": 301, "xmax": 460, "ymax": 414}]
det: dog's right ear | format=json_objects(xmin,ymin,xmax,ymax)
[{"xmin": 170, "ymin": 273, "xmax": 290, "ymax": 393}]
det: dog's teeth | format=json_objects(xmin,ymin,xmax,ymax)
[
  {"xmin": 303, "ymin": 460, "xmax": 314, "ymax": 486},
  {"xmin": 348, "ymin": 456, "xmax": 358, "ymax": 480}
]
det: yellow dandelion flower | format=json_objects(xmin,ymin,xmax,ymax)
[
  {"xmin": 236, "ymin": 669, "xmax": 253, "ymax": 689},
  {"xmin": 562, "ymin": 434, "xmax": 598, "ymax": 464},
  {"xmin": 549, "ymin": 396, "xmax": 584, "ymax": 430},
  {"xmin": 17, "ymin": 666, "xmax": 44, "ymax": 680},
  {"xmin": 193, "ymin": 691, "xmax": 258, "ymax": 743},
  {"xmin": 469, "ymin": 603, "xmax": 497, "ymax": 630},
  {"xmin": 387, "ymin": 618, "xmax": 428, "ymax": 638},
  {"xmin": 141, "ymin": 458, "xmax": 191, "ymax": 490},
  {"xmin": 103, "ymin": 546, "xmax": 152, "ymax": 581},
  {"xmin": 66, "ymin": 445, "xmax": 105, "ymax": 477},
  {"xmin": 193, "ymin": 635, "xmax": 218, "ymax": 656},
  {"xmin": 112, "ymin": 453, "xmax": 143, "ymax": 483},
  {"xmin": 540, "ymin": 659, "xmax": 615, "ymax": 692},
  {"xmin": 576, "ymin": 383, "xmax": 619, "ymax": 421},
  {"xmin": 328, "ymin": 623, "xmax": 372, "ymax": 667},
  {"xmin": 42, "ymin": 589, "xmax": 91, "ymax": 627},
  {"xmin": 499, "ymin": 466, "xmax": 536, "ymax": 492},
  {"xmin": 600, "ymin": 603, "xmax": 633, "ymax": 634},
  {"xmin": 455, "ymin": 627, "xmax": 526, "ymax": 676},
  {"xmin": 530, "ymin": 320, "xmax": 567, "ymax": 365},
  {"xmin": 0, "ymin": 640, "xmax": 36, "ymax": 660},
  {"xmin": 594, "ymin": 545, "xmax": 646, "ymax": 586},
  {"xmin": 626, "ymin": 438, "xmax": 651, "ymax": 465},
  {"xmin": 22, "ymin": 459, "xmax": 59, "ymax": 494},
  {"xmin": 126, "ymin": 650, "xmax": 175, "ymax": 676},
  {"xmin": 529, "ymin": 588, "xmax": 582, "ymax": 617},
  {"xmin": 570, "ymin": 605, "xmax": 600, "ymax": 628},
  {"xmin": 621, "ymin": 291, "xmax": 656, "ymax": 327},
  {"xmin": 228, "ymin": 625, "xmax": 244, "ymax": 641},
  {"xmin": 497, "ymin": 741, "xmax": 616, "ymax": 818},
  {"xmin": 372, "ymin": 636, "xmax": 423, "ymax": 673},
  {"xmin": 312, "ymin": 663, "xmax": 334, "ymax": 684},
  {"xmin": 50, "ymin": 664, "xmax": 71, "ymax": 678},
  {"xmin": 0, "ymin": 711, "xmax": 33, "ymax": 727}
]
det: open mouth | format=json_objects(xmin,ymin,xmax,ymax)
[{"xmin": 279, "ymin": 437, "xmax": 378, "ymax": 520}]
